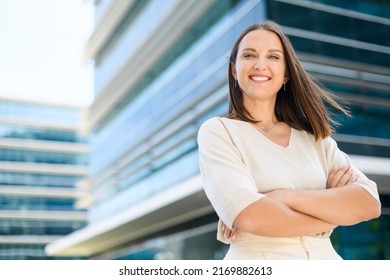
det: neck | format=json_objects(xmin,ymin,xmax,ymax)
[{"xmin": 244, "ymin": 98, "xmax": 277, "ymax": 126}]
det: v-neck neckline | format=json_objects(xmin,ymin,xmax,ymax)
[
  {"xmin": 248, "ymin": 122, "xmax": 293, "ymax": 149},
  {"xmin": 225, "ymin": 118, "xmax": 295, "ymax": 150}
]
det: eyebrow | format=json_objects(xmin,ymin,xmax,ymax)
[
  {"xmin": 241, "ymin": 48, "xmax": 257, "ymax": 52},
  {"xmin": 269, "ymin": 49, "xmax": 283, "ymax": 54},
  {"xmin": 241, "ymin": 48, "xmax": 284, "ymax": 54}
]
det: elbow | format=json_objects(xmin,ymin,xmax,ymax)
[
  {"xmin": 365, "ymin": 197, "xmax": 381, "ymax": 220},
  {"xmin": 342, "ymin": 201, "xmax": 381, "ymax": 226},
  {"xmin": 233, "ymin": 212, "xmax": 254, "ymax": 233},
  {"xmin": 233, "ymin": 198, "xmax": 273, "ymax": 235},
  {"xmin": 233, "ymin": 201, "xmax": 265, "ymax": 233},
  {"xmin": 370, "ymin": 202, "xmax": 381, "ymax": 219},
  {"xmin": 358, "ymin": 201, "xmax": 381, "ymax": 223},
  {"xmin": 354, "ymin": 188, "xmax": 382, "ymax": 222}
]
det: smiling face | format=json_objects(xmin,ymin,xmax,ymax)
[{"xmin": 232, "ymin": 29, "xmax": 288, "ymax": 107}]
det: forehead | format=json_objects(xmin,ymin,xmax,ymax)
[{"xmin": 239, "ymin": 29, "xmax": 283, "ymax": 51}]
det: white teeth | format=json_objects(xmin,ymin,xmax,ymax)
[{"xmin": 251, "ymin": 76, "xmax": 269, "ymax": 81}]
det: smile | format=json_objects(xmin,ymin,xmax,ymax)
[{"xmin": 250, "ymin": 75, "xmax": 270, "ymax": 82}]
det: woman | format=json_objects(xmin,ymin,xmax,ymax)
[{"xmin": 197, "ymin": 21, "xmax": 381, "ymax": 260}]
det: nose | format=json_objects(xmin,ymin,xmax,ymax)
[{"xmin": 253, "ymin": 57, "xmax": 266, "ymax": 70}]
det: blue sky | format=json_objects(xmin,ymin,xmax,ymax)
[{"xmin": 0, "ymin": 0, "xmax": 94, "ymax": 107}]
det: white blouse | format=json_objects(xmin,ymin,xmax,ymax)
[{"xmin": 198, "ymin": 117, "xmax": 380, "ymax": 233}]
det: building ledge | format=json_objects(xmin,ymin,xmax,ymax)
[
  {"xmin": 0, "ymin": 210, "xmax": 87, "ymax": 221},
  {"xmin": 0, "ymin": 235, "xmax": 63, "ymax": 244},
  {"xmin": 45, "ymin": 175, "xmax": 212, "ymax": 256}
]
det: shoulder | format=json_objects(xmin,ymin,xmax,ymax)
[
  {"xmin": 198, "ymin": 117, "xmax": 239, "ymax": 135},
  {"xmin": 197, "ymin": 117, "xmax": 227, "ymax": 144},
  {"xmin": 199, "ymin": 116, "xmax": 224, "ymax": 130},
  {"xmin": 197, "ymin": 117, "xmax": 244, "ymax": 149},
  {"xmin": 199, "ymin": 117, "xmax": 246, "ymax": 132},
  {"xmin": 321, "ymin": 135, "xmax": 339, "ymax": 150}
]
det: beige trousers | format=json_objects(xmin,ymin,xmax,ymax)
[{"xmin": 223, "ymin": 233, "xmax": 342, "ymax": 260}]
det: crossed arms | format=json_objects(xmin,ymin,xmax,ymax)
[
  {"xmin": 224, "ymin": 165, "xmax": 381, "ymax": 240},
  {"xmin": 198, "ymin": 119, "xmax": 381, "ymax": 241}
]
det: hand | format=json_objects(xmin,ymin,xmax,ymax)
[
  {"xmin": 221, "ymin": 221, "xmax": 241, "ymax": 242},
  {"xmin": 327, "ymin": 165, "xmax": 356, "ymax": 189}
]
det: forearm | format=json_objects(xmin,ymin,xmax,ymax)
[
  {"xmin": 278, "ymin": 185, "xmax": 381, "ymax": 226},
  {"xmin": 233, "ymin": 197, "xmax": 336, "ymax": 237}
]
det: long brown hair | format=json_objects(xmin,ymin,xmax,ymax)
[{"xmin": 228, "ymin": 21, "xmax": 349, "ymax": 140}]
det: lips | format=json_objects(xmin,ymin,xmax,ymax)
[{"xmin": 249, "ymin": 75, "xmax": 270, "ymax": 82}]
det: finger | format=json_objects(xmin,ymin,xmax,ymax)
[
  {"xmin": 230, "ymin": 227, "xmax": 241, "ymax": 241},
  {"xmin": 328, "ymin": 166, "xmax": 338, "ymax": 177},
  {"xmin": 328, "ymin": 165, "xmax": 349, "ymax": 188},
  {"xmin": 224, "ymin": 230, "xmax": 228, "ymax": 240},
  {"xmin": 335, "ymin": 167, "xmax": 354, "ymax": 187},
  {"xmin": 230, "ymin": 227, "xmax": 238, "ymax": 241},
  {"xmin": 348, "ymin": 175, "xmax": 357, "ymax": 184},
  {"xmin": 224, "ymin": 227, "xmax": 232, "ymax": 240},
  {"xmin": 327, "ymin": 166, "xmax": 340, "ymax": 188}
]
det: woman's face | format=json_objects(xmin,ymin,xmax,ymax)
[{"xmin": 232, "ymin": 29, "xmax": 287, "ymax": 105}]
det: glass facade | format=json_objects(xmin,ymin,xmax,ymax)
[
  {"xmin": 0, "ymin": 124, "xmax": 87, "ymax": 143},
  {"xmin": 0, "ymin": 98, "xmax": 89, "ymax": 259},
  {"xmin": 266, "ymin": 0, "xmax": 390, "ymax": 259},
  {"xmin": 0, "ymin": 100, "xmax": 82, "ymax": 125},
  {"xmin": 48, "ymin": 0, "xmax": 389, "ymax": 260},
  {"xmin": 0, "ymin": 149, "xmax": 88, "ymax": 165},
  {"xmin": 0, "ymin": 220, "xmax": 85, "ymax": 236},
  {"xmin": 0, "ymin": 172, "xmax": 81, "ymax": 188},
  {"xmin": 89, "ymin": 0, "xmax": 247, "ymax": 223}
]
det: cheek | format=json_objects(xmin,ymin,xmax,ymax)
[
  {"xmin": 273, "ymin": 65, "xmax": 286, "ymax": 79},
  {"xmin": 235, "ymin": 63, "xmax": 248, "ymax": 79}
]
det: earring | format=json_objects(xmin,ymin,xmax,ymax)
[
  {"xmin": 235, "ymin": 79, "xmax": 238, "ymax": 87},
  {"xmin": 283, "ymin": 82, "xmax": 286, "ymax": 91}
]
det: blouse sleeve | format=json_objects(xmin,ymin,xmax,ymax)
[
  {"xmin": 323, "ymin": 137, "xmax": 380, "ymax": 203},
  {"xmin": 197, "ymin": 118, "xmax": 265, "ymax": 230}
]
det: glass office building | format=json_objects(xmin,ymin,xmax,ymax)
[
  {"xmin": 0, "ymin": 97, "xmax": 89, "ymax": 259},
  {"xmin": 46, "ymin": 0, "xmax": 390, "ymax": 260}
]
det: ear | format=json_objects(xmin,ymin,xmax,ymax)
[
  {"xmin": 231, "ymin": 63, "xmax": 238, "ymax": 80},
  {"xmin": 284, "ymin": 72, "xmax": 289, "ymax": 83}
]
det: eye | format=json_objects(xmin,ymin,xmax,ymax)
[
  {"xmin": 269, "ymin": 55, "xmax": 279, "ymax": 60},
  {"xmin": 242, "ymin": 53, "xmax": 255, "ymax": 59}
]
